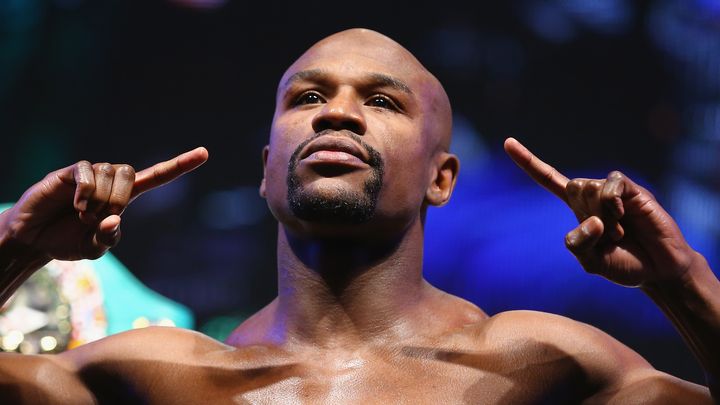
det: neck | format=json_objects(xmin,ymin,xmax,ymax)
[{"xmin": 268, "ymin": 219, "xmax": 429, "ymax": 348}]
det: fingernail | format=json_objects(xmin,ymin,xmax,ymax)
[
  {"xmin": 566, "ymin": 232, "xmax": 578, "ymax": 248},
  {"xmin": 77, "ymin": 199, "xmax": 87, "ymax": 212}
]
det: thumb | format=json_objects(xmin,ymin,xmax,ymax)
[
  {"xmin": 565, "ymin": 216, "xmax": 604, "ymax": 272},
  {"xmin": 86, "ymin": 215, "xmax": 122, "ymax": 259}
]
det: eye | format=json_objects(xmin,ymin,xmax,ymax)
[
  {"xmin": 366, "ymin": 95, "xmax": 399, "ymax": 111},
  {"xmin": 294, "ymin": 91, "xmax": 325, "ymax": 106}
]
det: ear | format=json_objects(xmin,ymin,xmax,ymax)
[
  {"xmin": 259, "ymin": 145, "xmax": 269, "ymax": 198},
  {"xmin": 425, "ymin": 152, "xmax": 459, "ymax": 206}
]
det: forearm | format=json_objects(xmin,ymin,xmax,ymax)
[
  {"xmin": 643, "ymin": 251, "xmax": 720, "ymax": 398},
  {"xmin": 0, "ymin": 210, "xmax": 50, "ymax": 305}
]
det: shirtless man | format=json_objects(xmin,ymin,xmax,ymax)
[{"xmin": 1, "ymin": 28, "xmax": 718, "ymax": 404}]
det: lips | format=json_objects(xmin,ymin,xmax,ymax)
[{"xmin": 299, "ymin": 135, "xmax": 370, "ymax": 166}]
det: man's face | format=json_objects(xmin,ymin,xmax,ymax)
[{"xmin": 261, "ymin": 30, "xmax": 453, "ymax": 237}]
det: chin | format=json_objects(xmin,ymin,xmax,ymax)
[
  {"xmin": 288, "ymin": 170, "xmax": 382, "ymax": 224},
  {"xmin": 289, "ymin": 189, "xmax": 376, "ymax": 225}
]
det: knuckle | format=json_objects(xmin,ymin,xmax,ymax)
[
  {"xmin": 608, "ymin": 170, "xmax": 624, "ymax": 181},
  {"xmin": 77, "ymin": 160, "xmax": 92, "ymax": 170},
  {"xmin": 73, "ymin": 161, "xmax": 94, "ymax": 185},
  {"xmin": 601, "ymin": 187, "xmax": 619, "ymax": 203},
  {"xmin": 115, "ymin": 164, "xmax": 136, "ymax": 179},
  {"xmin": 583, "ymin": 180, "xmax": 603, "ymax": 196},
  {"xmin": 97, "ymin": 163, "xmax": 115, "ymax": 177},
  {"xmin": 588, "ymin": 180, "xmax": 603, "ymax": 190},
  {"xmin": 566, "ymin": 179, "xmax": 583, "ymax": 195}
]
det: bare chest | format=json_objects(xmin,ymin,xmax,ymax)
[{"xmin": 129, "ymin": 349, "xmax": 588, "ymax": 405}]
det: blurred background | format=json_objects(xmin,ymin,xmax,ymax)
[{"xmin": 1, "ymin": 0, "xmax": 718, "ymax": 384}]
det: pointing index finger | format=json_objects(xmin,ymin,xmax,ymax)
[
  {"xmin": 504, "ymin": 137, "xmax": 569, "ymax": 204},
  {"xmin": 131, "ymin": 146, "xmax": 209, "ymax": 199}
]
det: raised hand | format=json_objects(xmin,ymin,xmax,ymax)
[
  {"xmin": 503, "ymin": 137, "xmax": 697, "ymax": 287},
  {"xmin": 0, "ymin": 147, "xmax": 208, "ymax": 262}
]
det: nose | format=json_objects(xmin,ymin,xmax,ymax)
[{"xmin": 311, "ymin": 89, "xmax": 367, "ymax": 135}]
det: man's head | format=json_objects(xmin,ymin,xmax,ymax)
[{"xmin": 260, "ymin": 28, "xmax": 458, "ymax": 238}]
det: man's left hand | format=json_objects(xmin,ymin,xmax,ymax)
[{"xmin": 503, "ymin": 137, "xmax": 698, "ymax": 287}]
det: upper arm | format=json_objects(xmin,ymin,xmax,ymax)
[
  {"xmin": 564, "ymin": 318, "xmax": 714, "ymax": 404},
  {"xmin": 0, "ymin": 326, "xmax": 214, "ymax": 404},
  {"xmin": 585, "ymin": 369, "xmax": 712, "ymax": 404},
  {"xmin": 59, "ymin": 326, "xmax": 227, "ymax": 403},
  {"xmin": 0, "ymin": 352, "xmax": 95, "ymax": 404},
  {"xmin": 543, "ymin": 314, "xmax": 713, "ymax": 404},
  {"xmin": 486, "ymin": 310, "xmax": 713, "ymax": 404}
]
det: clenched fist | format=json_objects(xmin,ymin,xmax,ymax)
[{"xmin": 0, "ymin": 147, "xmax": 208, "ymax": 262}]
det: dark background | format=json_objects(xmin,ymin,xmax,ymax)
[{"xmin": 2, "ymin": 0, "xmax": 719, "ymax": 385}]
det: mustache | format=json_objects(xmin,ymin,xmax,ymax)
[{"xmin": 288, "ymin": 130, "xmax": 384, "ymax": 170}]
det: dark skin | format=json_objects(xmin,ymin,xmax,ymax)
[{"xmin": 1, "ymin": 28, "xmax": 718, "ymax": 404}]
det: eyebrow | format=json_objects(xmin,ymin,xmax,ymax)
[
  {"xmin": 283, "ymin": 69, "xmax": 413, "ymax": 95},
  {"xmin": 283, "ymin": 69, "xmax": 325, "ymax": 88}
]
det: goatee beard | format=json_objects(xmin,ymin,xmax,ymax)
[{"xmin": 286, "ymin": 131, "xmax": 384, "ymax": 224}]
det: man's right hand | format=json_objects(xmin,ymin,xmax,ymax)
[{"xmin": 0, "ymin": 147, "xmax": 208, "ymax": 262}]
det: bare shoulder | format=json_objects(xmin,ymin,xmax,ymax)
[
  {"xmin": 471, "ymin": 310, "xmax": 712, "ymax": 403},
  {"xmin": 0, "ymin": 327, "xmax": 233, "ymax": 404},
  {"xmin": 479, "ymin": 310, "xmax": 641, "ymax": 356},
  {"xmin": 59, "ymin": 324, "xmax": 291, "ymax": 373},
  {"xmin": 57, "ymin": 326, "xmax": 235, "ymax": 389},
  {"xmin": 50, "ymin": 326, "xmax": 288, "ymax": 403},
  {"xmin": 59, "ymin": 326, "xmax": 229, "ymax": 366},
  {"xmin": 476, "ymin": 309, "xmax": 658, "ymax": 376},
  {"xmin": 456, "ymin": 310, "xmax": 646, "ymax": 381}
]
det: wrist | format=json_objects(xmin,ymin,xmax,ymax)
[
  {"xmin": 641, "ymin": 250, "xmax": 716, "ymax": 303},
  {"xmin": 640, "ymin": 237, "xmax": 704, "ymax": 285},
  {"xmin": 0, "ymin": 214, "xmax": 51, "ymax": 304},
  {"xmin": 0, "ymin": 208, "xmax": 51, "ymax": 273}
]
